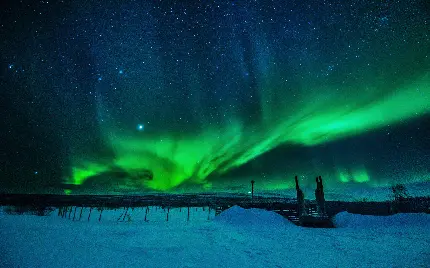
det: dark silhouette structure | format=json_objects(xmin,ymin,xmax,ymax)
[
  {"xmin": 295, "ymin": 176, "xmax": 305, "ymax": 217},
  {"xmin": 251, "ymin": 180, "xmax": 255, "ymax": 201},
  {"xmin": 315, "ymin": 176, "xmax": 326, "ymax": 215}
]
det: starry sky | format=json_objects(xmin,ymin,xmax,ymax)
[{"xmin": 1, "ymin": 0, "xmax": 429, "ymax": 199}]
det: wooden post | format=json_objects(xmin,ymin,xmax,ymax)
[
  {"xmin": 315, "ymin": 176, "xmax": 326, "ymax": 216},
  {"xmin": 122, "ymin": 207, "xmax": 129, "ymax": 221},
  {"xmin": 251, "ymin": 180, "xmax": 255, "ymax": 201},
  {"xmin": 72, "ymin": 207, "xmax": 77, "ymax": 221},
  {"xmin": 79, "ymin": 207, "xmax": 83, "ymax": 221},
  {"xmin": 88, "ymin": 207, "xmax": 93, "ymax": 221},
  {"xmin": 117, "ymin": 208, "xmax": 125, "ymax": 221},
  {"xmin": 98, "ymin": 209, "xmax": 103, "ymax": 222},
  {"xmin": 166, "ymin": 207, "xmax": 170, "ymax": 221},
  {"xmin": 187, "ymin": 207, "xmax": 190, "ymax": 221},
  {"xmin": 295, "ymin": 176, "xmax": 305, "ymax": 218},
  {"xmin": 144, "ymin": 206, "xmax": 149, "ymax": 222}
]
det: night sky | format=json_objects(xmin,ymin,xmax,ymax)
[{"xmin": 1, "ymin": 0, "xmax": 429, "ymax": 199}]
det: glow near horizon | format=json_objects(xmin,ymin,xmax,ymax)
[{"xmin": 66, "ymin": 74, "xmax": 429, "ymax": 191}]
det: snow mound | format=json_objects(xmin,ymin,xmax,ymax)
[
  {"xmin": 334, "ymin": 211, "xmax": 430, "ymax": 228},
  {"xmin": 214, "ymin": 206, "xmax": 295, "ymax": 227}
]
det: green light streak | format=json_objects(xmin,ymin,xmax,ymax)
[
  {"xmin": 64, "ymin": 189, "xmax": 72, "ymax": 195},
  {"xmin": 70, "ymin": 163, "xmax": 109, "ymax": 185},
  {"xmin": 339, "ymin": 171, "xmax": 350, "ymax": 183},
  {"xmin": 287, "ymin": 77, "xmax": 429, "ymax": 146},
  {"xmin": 222, "ymin": 74, "xmax": 430, "ymax": 170},
  {"xmin": 337, "ymin": 167, "xmax": 370, "ymax": 184},
  {"xmin": 353, "ymin": 168, "xmax": 370, "ymax": 183},
  {"xmin": 65, "ymin": 74, "xmax": 429, "ymax": 191}
]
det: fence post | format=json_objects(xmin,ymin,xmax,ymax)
[
  {"xmin": 251, "ymin": 180, "xmax": 255, "ymax": 201},
  {"xmin": 88, "ymin": 207, "xmax": 93, "ymax": 221},
  {"xmin": 72, "ymin": 207, "xmax": 77, "ymax": 221},
  {"xmin": 187, "ymin": 207, "xmax": 190, "ymax": 221},
  {"xmin": 166, "ymin": 207, "xmax": 170, "ymax": 221},
  {"xmin": 79, "ymin": 207, "xmax": 83, "ymax": 221},
  {"xmin": 98, "ymin": 208, "xmax": 103, "ymax": 222}
]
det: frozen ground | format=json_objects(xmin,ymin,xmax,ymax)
[{"xmin": 0, "ymin": 206, "xmax": 429, "ymax": 268}]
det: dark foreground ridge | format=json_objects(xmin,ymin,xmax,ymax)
[
  {"xmin": 1, "ymin": 193, "xmax": 429, "ymax": 226},
  {"xmin": 0, "ymin": 193, "xmax": 293, "ymax": 209}
]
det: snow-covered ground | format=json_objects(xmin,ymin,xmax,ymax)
[{"xmin": 1, "ymin": 206, "xmax": 429, "ymax": 268}]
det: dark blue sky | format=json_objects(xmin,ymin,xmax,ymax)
[{"xmin": 1, "ymin": 0, "xmax": 429, "ymax": 197}]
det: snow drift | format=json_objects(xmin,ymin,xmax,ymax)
[
  {"xmin": 214, "ymin": 205, "xmax": 295, "ymax": 227},
  {"xmin": 1, "ymin": 206, "xmax": 430, "ymax": 267}
]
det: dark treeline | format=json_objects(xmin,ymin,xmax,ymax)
[{"xmin": 1, "ymin": 193, "xmax": 429, "ymax": 217}]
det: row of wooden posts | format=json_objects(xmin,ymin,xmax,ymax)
[
  {"xmin": 57, "ymin": 206, "xmax": 212, "ymax": 222},
  {"xmin": 58, "ymin": 206, "xmax": 101, "ymax": 221},
  {"xmin": 56, "ymin": 177, "xmax": 326, "ymax": 223}
]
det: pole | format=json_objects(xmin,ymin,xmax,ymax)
[{"xmin": 251, "ymin": 180, "xmax": 255, "ymax": 201}]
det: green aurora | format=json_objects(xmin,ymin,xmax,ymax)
[
  {"xmin": 67, "ymin": 74, "xmax": 430, "ymax": 192},
  {"xmin": 2, "ymin": 0, "xmax": 429, "ymax": 197}
]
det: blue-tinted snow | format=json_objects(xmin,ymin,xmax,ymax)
[{"xmin": 0, "ymin": 206, "xmax": 429, "ymax": 267}]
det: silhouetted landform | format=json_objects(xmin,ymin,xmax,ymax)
[
  {"xmin": 295, "ymin": 176, "xmax": 305, "ymax": 217},
  {"xmin": 1, "ymin": 193, "xmax": 429, "ymax": 226},
  {"xmin": 315, "ymin": 176, "xmax": 325, "ymax": 215},
  {"xmin": 299, "ymin": 215, "xmax": 333, "ymax": 228},
  {"xmin": 0, "ymin": 193, "xmax": 291, "ymax": 209},
  {"xmin": 293, "ymin": 175, "xmax": 331, "ymax": 227}
]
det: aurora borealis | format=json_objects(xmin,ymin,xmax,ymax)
[{"xmin": 1, "ymin": 0, "xmax": 429, "ymax": 198}]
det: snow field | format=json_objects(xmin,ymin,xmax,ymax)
[{"xmin": 1, "ymin": 206, "xmax": 429, "ymax": 268}]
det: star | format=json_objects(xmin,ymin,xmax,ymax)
[{"xmin": 137, "ymin": 124, "xmax": 144, "ymax": 131}]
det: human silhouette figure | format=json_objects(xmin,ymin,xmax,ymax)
[
  {"xmin": 315, "ymin": 176, "xmax": 326, "ymax": 215},
  {"xmin": 295, "ymin": 176, "xmax": 306, "ymax": 217}
]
